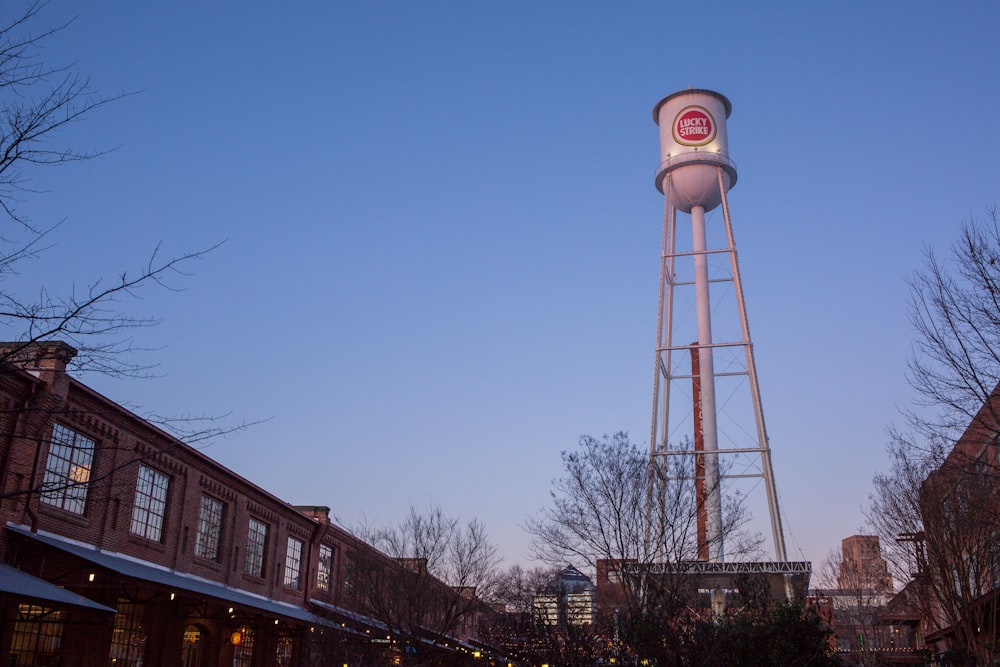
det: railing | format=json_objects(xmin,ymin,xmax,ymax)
[
  {"xmin": 653, "ymin": 151, "xmax": 738, "ymax": 193},
  {"xmin": 654, "ymin": 150, "xmax": 737, "ymax": 178},
  {"xmin": 623, "ymin": 561, "xmax": 812, "ymax": 576}
]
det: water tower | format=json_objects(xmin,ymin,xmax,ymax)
[{"xmin": 646, "ymin": 89, "xmax": 798, "ymax": 584}]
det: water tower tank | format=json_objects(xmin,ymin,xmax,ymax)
[{"xmin": 652, "ymin": 89, "xmax": 737, "ymax": 213}]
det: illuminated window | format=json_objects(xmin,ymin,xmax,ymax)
[
  {"xmin": 130, "ymin": 465, "xmax": 169, "ymax": 541},
  {"xmin": 109, "ymin": 599, "xmax": 147, "ymax": 666},
  {"xmin": 181, "ymin": 624, "xmax": 207, "ymax": 666},
  {"xmin": 245, "ymin": 518, "xmax": 268, "ymax": 577},
  {"xmin": 40, "ymin": 423, "xmax": 95, "ymax": 515},
  {"xmin": 284, "ymin": 537, "xmax": 303, "ymax": 589},
  {"xmin": 232, "ymin": 625, "xmax": 254, "ymax": 667},
  {"xmin": 195, "ymin": 495, "xmax": 224, "ymax": 561},
  {"xmin": 9, "ymin": 605, "xmax": 64, "ymax": 666},
  {"xmin": 317, "ymin": 544, "xmax": 333, "ymax": 591},
  {"xmin": 275, "ymin": 636, "xmax": 293, "ymax": 666}
]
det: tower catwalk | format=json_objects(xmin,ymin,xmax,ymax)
[{"xmin": 647, "ymin": 89, "xmax": 787, "ymax": 565}]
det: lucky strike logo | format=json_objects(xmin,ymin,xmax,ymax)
[{"xmin": 672, "ymin": 106, "xmax": 716, "ymax": 146}]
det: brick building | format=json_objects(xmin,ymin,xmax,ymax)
[
  {"xmin": 909, "ymin": 383, "xmax": 1000, "ymax": 663},
  {"xmin": 811, "ymin": 535, "xmax": 921, "ymax": 664},
  {"xmin": 837, "ymin": 535, "xmax": 891, "ymax": 594},
  {"xmin": 0, "ymin": 342, "xmax": 497, "ymax": 666},
  {"xmin": 839, "ymin": 384, "xmax": 1000, "ymax": 665}
]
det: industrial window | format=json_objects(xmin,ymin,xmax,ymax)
[
  {"xmin": 284, "ymin": 537, "xmax": 303, "ymax": 589},
  {"xmin": 8, "ymin": 605, "xmax": 64, "ymax": 667},
  {"xmin": 130, "ymin": 465, "xmax": 169, "ymax": 541},
  {"xmin": 180, "ymin": 624, "xmax": 207, "ymax": 667},
  {"xmin": 40, "ymin": 422, "xmax": 95, "ymax": 515},
  {"xmin": 343, "ymin": 555, "xmax": 358, "ymax": 602},
  {"xmin": 245, "ymin": 518, "xmax": 268, "ymax": 577},
  {"xmin": 109, "ymin": 599, "xmax": 147, "ymax": 666},
  {"xmin": 317, "ymin": 544, "xmax": 333, "ymax": 591},
  {"xmin": 275, "ymin": 636, "xmax": 293, "ymax": 666},
  {"xmin": 232, "ymin": 625, "xmax": 254, "ymax": 667},
  {"xmin": 195, "ymin": 495, "xmax": 225, "ymax": 561}
]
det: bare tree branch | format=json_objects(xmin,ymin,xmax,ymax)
[
  {"xmin": 904, "ymin": 207, "xmax": 1000, "ymax": 440},
  {"xmin": 347, "ymin": 502, "xmax": 501, "ymax": 660},
  {"xmin": 0, "ymin": 4, "xmax": 254, "ymax": 512}
]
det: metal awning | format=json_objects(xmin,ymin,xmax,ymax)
[
  {"xmin": 310, "ymin": 598, "xmax": 387, "ymax": 629},
  {"xmin": 308, "ymin": 598, "xmax": 383, "ymax": 636},
  {"xmin": 0, "ymin": 562, "xmax": 116, "ymax": 613},
  {"xmin": 7, "ymin": 524, "xmax": 333, "ymax": 627},
  {"xmin": 308, "ymin": 599, "xmax": 473, "ymax": 652}
]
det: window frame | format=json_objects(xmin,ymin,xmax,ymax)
[
  {"xmin": 129, "ymin": 464, "xmax": 170, "ymax": 542},
  {"xmin": 316, "ymin": 544, "xmax": 333, "ymax": 592},
  {"xmin": 194, "ymin": 495, "xmax": 225, "ymax": 562},
  {"xmin": 40, "ymin": 422, "xmax": 96, "ymax": 515},
  {"xmin": 10, "ymin": 604, "xmax": 64, "ymax": 665},
  {"xmin": 283, "ymin": 537, "xmax": 303, "ymax": 589},
  {"xmin": 109, "ymin": 599, "xmax": 147, "ymax": 666},
  {"xmin": 232, "ymin": 624, "xmax": 254, "ymax": 667},
  {"xmin": 244, "ymin": 517, "xmax": 268, "ymax": 578}
]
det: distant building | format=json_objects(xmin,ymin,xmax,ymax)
[
  {"xmin": 533, "ymin": 565, "xmax": 596, "ymax": 627},
  {"xmin": 811, "ymin": 535, "xmax": 927, "ymax": 664},
  {"xmin": 838, "ymin": 535, "xmax": 892, "ymax": 594},
  {"xmin": 595, "ymin": 559, "xmax": 634, "ymax": 618}
]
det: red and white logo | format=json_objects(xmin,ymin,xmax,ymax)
[{"xmin": 672, "ymin": 106, "xmax": 716, "ymax": 146}]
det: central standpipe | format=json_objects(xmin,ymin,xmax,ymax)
[{"xmin": 691, "ymin": 203, "xmax": 723, "ymax": 562}]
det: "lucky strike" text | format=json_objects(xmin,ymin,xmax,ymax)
[{"xmin": 673, "ymin": 107, "xmax": 715, "ymax": 145}]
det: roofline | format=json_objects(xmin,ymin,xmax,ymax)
[{"xmin": 65, "ymin": 376, "xmax": 327, "ymax": 528}]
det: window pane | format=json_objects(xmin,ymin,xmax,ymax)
[
  {"xmin": 130, "ymin": 465, "xmax": 169, "ymax": 541},
  {"xmin": 317, "ymin": 544, "xmax": 333, "ymax": 591},
  {"xmin": 245, "ymin": 518, "xmax": 267, "ymax": 577},
  {"xmin": 283, "ymin": 538, "xmax": 303, "ymax": 589},
  {"xmin": 232, "ymin": 625, "xmax": 254, "ymax": 667},
  {"xmin": 40, "ymin": 423, "xmax": 95, "ymax": 515},
  {"xmin": 10, "ymin": 605, "xmax": 64, "ymax": 666},
  {"xmin": 195, "ymin": 496, "xmax": 224, "ymax": 561},
  {"xmin": 109, "ymin": 599, "xmax": 147, "ymax": 666},
  {"xmin": 275, "ymin": 636, "xmax": 293, "ymax": 667}
]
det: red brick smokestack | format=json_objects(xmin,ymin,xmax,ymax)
[{"xmin": 690, "ymin": 344, "xmax": 708, "ymax": 561}]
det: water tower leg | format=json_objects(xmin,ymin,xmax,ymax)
[
  {"xmin": 716, "ymin": 169, "xmax": 788, "ymax": 565},
  {"xmin": 648, "ymin": 187, "xmax": 677, "ymax": 562}
]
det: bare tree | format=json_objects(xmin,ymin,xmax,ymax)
[
  {"xmin": 0, "ymin": 2, "xmax": 123, "ymax": 228},
  {"xmin": 866, "ymin": 207, "xmax": 1000, "ymax": 664},
  {"xmin": 526, "ymin": 432, "xmax": 758, "ymax": 578},
  {"xmin": 0, "ymin": 2, "xmax": 218, "ymax": 379},
  {"xmin": 905, "ymin": 207, "xmax": 1000, "ymax": 441},
  {"xmin": 492, "ymin": 564, "xmax": 556, "ymax": 616},
  {"xmin": 347, "ymin": 503, "xmax": 501, "ymax": 662},
  {"xmin": 0, "ymin": 3, "xmax": 248, "ymax": 513},
  {"xmin": 525, "ymin": 432, "xmax": 762, "ymax": 667},
  {"xmin": 866, "ymin": 437, "xmax": 938, "ymax": 587}
]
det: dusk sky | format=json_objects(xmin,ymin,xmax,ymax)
[{"xmin": 18, "ymin": 2, "xmax": 1000, "ymax": 572}]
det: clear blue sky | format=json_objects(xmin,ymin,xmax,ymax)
[{"xmin": 18, "ymin": 1, "xmax": 1000, "ymax": 571}]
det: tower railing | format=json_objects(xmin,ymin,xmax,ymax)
[{"xmin": 654, "ymin": 151, "xmax": 738, "ymax": 192}]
